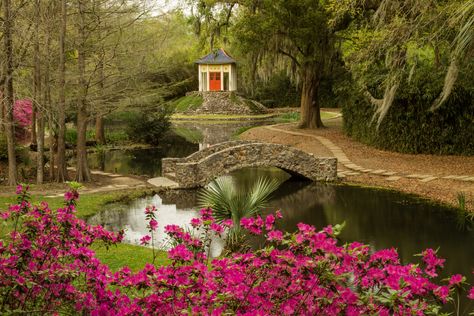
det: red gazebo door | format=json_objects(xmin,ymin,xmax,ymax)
[{"xmin": 209, "ymin": 72, "xmax": 221, "ymax": 91}]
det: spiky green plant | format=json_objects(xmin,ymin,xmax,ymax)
[{"xmin": 198, "ymin": 176, "xmax": 280, "ymax": 251}]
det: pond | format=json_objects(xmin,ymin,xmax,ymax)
[{"xmin": 86, "ymin": 120, "xmax": 268, "ymax": 177}]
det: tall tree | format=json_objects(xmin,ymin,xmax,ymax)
[
  {"xmin": 2, "ymin": 0, "xmax": 17, "ymax": 185},
  {"xmin": 34, "ymin": 0, "xmax": 45, "ymax": 184},
  {"xmin": 75, "ymin": 0, "xmax": 91, "ymax": 182},
  {"xmin": 56, "ymin": 0, "xmax": 68, "ymax": 182}
]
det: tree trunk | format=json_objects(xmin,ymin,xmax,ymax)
[
  {"xmin": 0, "ymin": 88, "xmax": 4, "ymax": 134},
  {"xmin": 298, "ymin": 65, "xmax": 324, "ymax": 129},
  {"xmin": 31, "ymin": 107, "xmax": 37, "ymax": 146},
  {"xmin": 34, "ymin": 0, "xmax": 44, "ymax": 184},
  {"xmin": 95, "ymin": 115, "xmax": 105, "ymax": 144},
  {"xmin": 76, "ymin": 107, "xmax": 90, "ymax": 182},
  {"xmin": 75, "ymin": 0, "xmax": 91, "ymax": 182},
  {"xmin": 95, "ymin": 11, "xmax": 106, "ymax": 146},
  {"xmin": 2, "ymin": 0, "xmax": 18, "ymax": 185},
  {"xmin": 56, "ymin": 0, "xmax": 68, "ymax": 182},
  {"xmin": 44, "ymin": 29, "xmax": 55, "ymax": 181},
  {"xmin": 48, "ymin": 117, "xmax": 55, "ymax": 180},
  {"xmin": 36, "ymin": 116, "xmax": 45, "ymax": 184}
]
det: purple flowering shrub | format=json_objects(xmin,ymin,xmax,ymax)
[
  {"xmin": 1, "ymin": 187, "xmax": 473, "ymax": 315},
  {"xmin": 0, "ymin": 185, "xmax": 124, "ymax": 313}
]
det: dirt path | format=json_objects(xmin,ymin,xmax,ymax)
[
  {"xmin": 241, "ymin": 115, "xmax": 474, "ymax": 211},
  {"xmin": 0, "ymin": 169, "xmax": 149, "ymax": 198}
]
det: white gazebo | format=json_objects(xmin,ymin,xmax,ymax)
[{"xmin": 195, "ymin": 48, "xmax": 237, "ymax": 92}]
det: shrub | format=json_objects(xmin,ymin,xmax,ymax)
[
  {"xmin": 65, "ymin": 128, "xmax": 96, "ymax": 145},
  {"xmin": 343, "ymin": 73, "xmax": 474, "ymax": 155},
  {"xmin": 1, "ymin": 187, "xmax": 472, "ymax": 315},
  {"xmin": 253, "ymin": 72, "xmax": 300, "ymax": 107},
  {"xmin": 0, "ymin": 185, "xmax": 124, "ymax": 314},
  {"xmin": 126, "ymin": 107, "xmax": 172, "ymax": 146},
  {"xmin": 106, "ymin": 130, "xmax": 130, "ymax": 145}
]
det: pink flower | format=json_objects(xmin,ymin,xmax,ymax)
[
  {"xmin": 434, "ymin": 285, "xmax": 449, "ymax": 303},
  {"xmin": 267, "ymin": 230, "xmax": 283, "ymax": 242},
  {"xmin": 140, "ymin": 235, "xmax": 151, "ymax": 246},
  {"xmin": 421, "ymin": 249, "xmax": 445, "ymax": 278},
  {"xmin": 265, "ymin": 214, "xmax": 275, "ymax": 230},
  {"xmin": 168, "ymin": 244, "xmax": 193, "ymax": 261},
  {"xmin": 222, "ymin": 219, "xmax": 233, "ymax": 228},
  {"xmin": 210, "ymin": 223, "xmax": 224, "ymax": 234},
  {"xmin": 199, "ymin": 208, "xmax": 214, "ymax": 221},
  {"xmin": 64, "ymin": 191, "xmax": 78, "ymax": 202},
  {"xmin": 448, "ymin": 274, "xmax": 464, "ymax": 286},
  {"xmin": 275, "ymin": 210, "xmax": 283, "ymax": 219},
  {"xmin": 145, "ymin": 205, "xmax": 156, "ymax": 215},
  {"xmin": 148, "ymin": 219, "xmax": 158, "ymax": 231},
  {"xmin": 0, "ymin": 212, "xmax": 10, "ymax": 220},
  {"xmin": 15, "ymin": 185, "xmax": 23, "ymax": 194},
  {"xmin": 468, "ymin": 287, "xmax": 474, "ymax": 300},
  {"xmin": 190, "ymin": 218, "xmax": 201, "ymax": 227}
]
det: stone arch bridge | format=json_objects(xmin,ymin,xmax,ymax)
[{"xmin": 161, "ymin": 141, "xmax": 337, "ymax": 188}]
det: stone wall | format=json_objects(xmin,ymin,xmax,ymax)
[
  {"xmin": 184, "ymin": 91, "xmax": 268, "ymax": 115},
  {"xmin": 165, "ymin": 142, "xmax": 337, "ymax": 188},
  {"xmin": 162, "ymin": 140, "xmax": 257, "ymax": 177}
]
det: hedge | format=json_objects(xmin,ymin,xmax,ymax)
[{"xmin": 342, "ymin": 83, "xmax": 474, "ymax": 156}]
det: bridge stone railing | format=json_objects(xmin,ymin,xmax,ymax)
[
  {"xmin": 162, "ymin": 140, "xmax": 258, "ymax": 177},
  {"xmin": 165, "ymin": 142, "xmax": 337, "ymax": 188}
]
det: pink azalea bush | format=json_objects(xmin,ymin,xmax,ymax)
[
  {"xmin": 12, "ymin": 99, "xmax": 33, "ymax": 141},
  {"xmin": 13, "ymin": 100, "xmax": 33, "ymax": 128},
  {"xmin": 0, "ymin": 186, "xmax": 473, "ymax": 315}
]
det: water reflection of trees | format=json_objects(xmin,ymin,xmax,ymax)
[
  {"xmin": 173, "ymin": 121, "xmax": 265, "ymax": 148},
  {"xmin": 160, "ymin": 189, "xmax": 199, "ymax": 209}
]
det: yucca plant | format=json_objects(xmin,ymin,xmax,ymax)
[{"xmin": 198, "ymin": 176, "xmax": 280, "ymax": 252}]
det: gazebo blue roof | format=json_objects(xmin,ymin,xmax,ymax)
[{"xmin": 195, "ymin": 48, "xmax": 236, "ymax": 65}]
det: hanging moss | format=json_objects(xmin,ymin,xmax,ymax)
[{"xmin": 343, "ymin": 81, "xmax": 474, "ymax": 155}]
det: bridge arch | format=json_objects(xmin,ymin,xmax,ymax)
[{"xmin": 164, "ymin": 142, "xmax": 337, "ymax": 188}]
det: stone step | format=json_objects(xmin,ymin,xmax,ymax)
[
  {"xmin": 148, "ymin": 177, "xmax": 179, "ymax": 188},
  {"xmin": 163, "ymin": 172, "xmax": 176, "ymax": 180}
]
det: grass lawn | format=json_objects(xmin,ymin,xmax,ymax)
[
  {"xmin": 172, "ymin": 111, "xmax": 339, "ymax": 122},
  {"xmin": 93, "ymin": 242, "xmax": 170, "ymax": 272},
  {"xmin": 171, "ymin": 95, "xmax": 203, "ymax": 112},
  {"xmin": 0, "ymin": 188, "xmax": 167, "ymax": 271},
  {"xmin": 274, "ymin": 111, "xmax": 339, "ymax": 123}
]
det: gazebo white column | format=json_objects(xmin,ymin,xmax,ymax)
[
  {"xmin": 220, "ymin": 65, "xmax": 224, "ymax": 91},
  {"xmin": 206, "ymin": 65, "xmax": 210, "ymax": 91},
  {"xmin": 198, "ymin": 65, "xmax": 202, "ymax": 91}
]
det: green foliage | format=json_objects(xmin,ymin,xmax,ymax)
[
  {"xmin": 198, "ymin": 176, "xmax": 279, "ymax": 250},
  {"xmin": 171, "ymin": 95, "xmax": 203, "ymax": 112},
  {"xmin": 105, "ymin": 131, "xmax": 129, "ymax": 145},
  {"xmin": 457, "ymin": 192, "xmax": 466, "ymax": 212},
  {"xmin": 343, "ymin": 71, "xmax": 474, "ymax": 155},
  {"xmin": 126, "ymin": 107, "xmax": 172, "ymax": 146},
  {"xmin": 275, "ymin": 112, "xmax": 300, "ymax": 123},
  {"xmin": 65, "ymin": 128, "xmax": 95, "ymax": 145},
  {"xmin": 253, "ymin": 72, "xmax": 300, "ymax": 108},
  {"xmin": 199, "ymin": 177, "xmax": 279, "ymax": 224}
]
